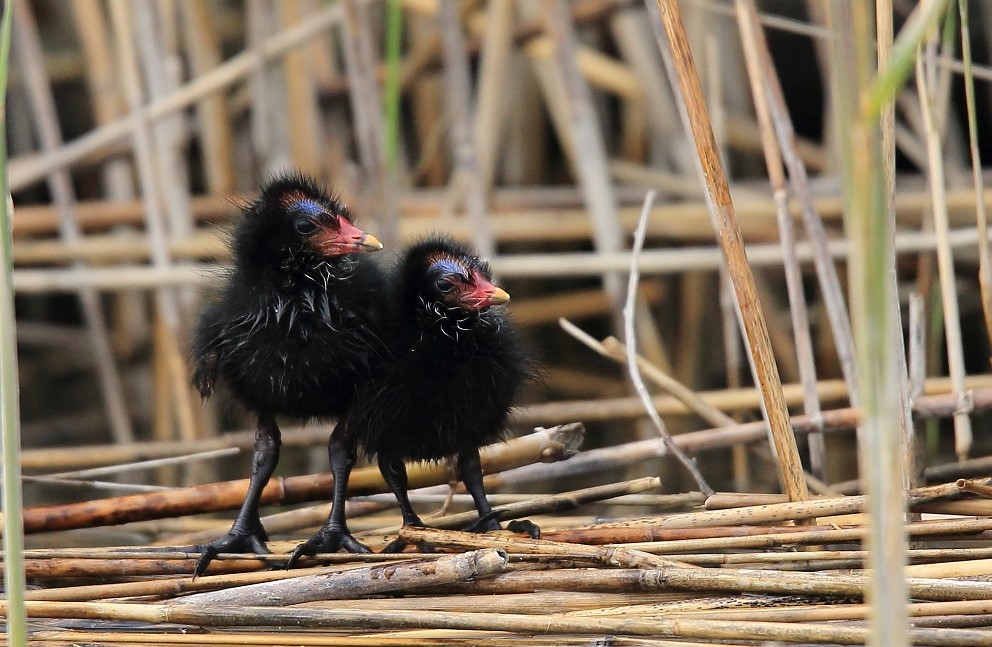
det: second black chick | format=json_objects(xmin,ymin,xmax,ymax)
[
  {"xmin": 290, "ymin": 237, "xmax": 537, "ymax": 560},
  {"xmin": 191, "ymin": 173, "xmax": 386, "ymax": 575}
]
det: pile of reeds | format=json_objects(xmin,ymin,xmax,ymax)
[{"xmin": 5, "ymin": 0, "xmax": 992, "ymax": 644}]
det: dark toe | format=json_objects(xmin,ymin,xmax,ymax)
[
  {"xmin": 507, "ymin": 519, "xmax": 541, "ymax": 539},
  {"xmin": 191, "ymin": 532, "xmax": 272, "ymax": 578}
]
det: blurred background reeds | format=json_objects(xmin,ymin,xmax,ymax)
[{"xmin": 6, "ymin": 0, "xmax": 992, "ymax": 643}]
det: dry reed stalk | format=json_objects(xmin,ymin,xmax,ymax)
[
  {"xmin": 9, "ymin": 4, "xmax": 344, "ymax": 192},
  {"xmin": 279, "ymin": 1, "xmax": 322, "ymax": 176},
  {"xmin": 297, "ymin": 590, "xmax": 668, "ymax": 615},
  {"xmin": 622, "ymin": 192, "xmax": 713, "ymax": 494},
  {"xmin": 24, "ymin": 568, "xmax": 408, "ymax": 604},
  {"xmin": 398, "ymin": 527, "xmax": 695, "ymax": 571},
  {"xmin": 44, "ymin": 448, "xmax": 239, "ymax": 480},
  {"xmin": 438, "ymin": 0, "xmax": 494, "ymax": 260},
  {"xmin": 107, "ymin": 0, "xmax": 200, "ymax": 459},
  {"xmin": 522, "ymin": 375, "xmax": 992, "ymax": 437},
  {"xmin": 620, "ymin": 515, "xmax": 992, "ymax": 554},
  {"xmin": 27, "ymin": 631, "xmax": 728, "ymax": 647},
  {"xmin": 9, "ymin": 425, "xmax": 583, "ymax": 533},
  {"xmin": 541, "ymin": 0, "xmax": 625, "ymax": 326},
  {"xmin": 14, "ymin": 373, "xmax": 984, "ymax": 472},
  {"xmin": 11, "ymin": 0, "xmax": 134, "ymax": 445},
  {"xmin": 19, "ymin": 556, "xmax": 267, "ymax": 579},
  {"xmin": 177, "ymin": 549, "xmax": 508, "ymax": 606},
  {"xmin": 3, "ymin": 599, "xmax": 897, "ymax": 643},
  {"xmin": 916, "ymin": 3, "xmax": 973, "ymax": 461},
  {"xmin": 681, "ymin": 598, "xmax": 992, "ymax": 624},
  {"xmin": 20, "ymin": 426, "xmax": 327, "ymax": 472},
  {"xmin": 178, "ymin": 2, "xmax": 234, "ymax": 192},
  {"xmin": 957, "ymin": 478, "xmax": 992, "ymax": 498},
  {"xmin": 472, "ymin": 0, "xmax": 513, "ymax": 193},
  {"xmin": 559, "ymin": 319, "xmax": 734, "ymax": 428},
  {"xmin": 649, "ymin": 0, "xmax": 806, "ymax": 503},
  {"xmin": 499, "ymin": 386, "xmax": 992, "ymax": 499},
  {"xmin": 340, "ymin": 0, "xmax": 399, "ymax": 248},
  {"xmin": 737, "ymin": 2, "xmax": 859, "ymax": 409},
  {"xmin": 366, "ymin": 477, "xmax": 662, "ymax": 539},
  {"xmin": 734, "ymin": 0, "xmax": 825, "ymax": 478},
  {"xmin": 13, "ymin": 198, "xmax": 992, "ymax": 280},
  {"xmin": 10, "ymin": 174, "xmax": 992, "ymax": 239},
  {"xmin": 876, "ymin": 0, "xmax": 917, "ymax": 493},
  {"xmin": 958, "ymin": 0, "xmax": 992, "ymax": 359},
  {"xmin": 513, "ymin": 284, "xmax": 665, "ymax": 326}
]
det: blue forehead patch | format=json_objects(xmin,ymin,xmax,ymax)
[
  {"xmin": 431, "ymin": 258, "xmax": 465, "ymax": 276},
  {"xmin": 292, "ymin": 198, "xmax": 326, "ymax": 217}
]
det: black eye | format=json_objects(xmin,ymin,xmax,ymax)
[
  {"xmin": 294, "ymin": 219, "xmax": 318, "ymax": 235},
  {"xmin": 434, "ymin": 278, "xmax": 454, "ymax": 293}
]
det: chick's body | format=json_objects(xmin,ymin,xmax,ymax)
[
  {"xmin": 194, "ymin": 251, "xmax": 384, "ymax": 417},
  {"xmin": 346, "ymin": 237, "xmax": 538, "ymax": 549},
  {"xmin": 190, "ymin": 174, "xmax": 385, "ymax": 573},
  {"xmin": 355, "ymin": 251, "xmax": 526, "ymax": 462}
]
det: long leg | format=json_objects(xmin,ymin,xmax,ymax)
[
  {"xmin": 287, "ymin": 426, "xmax": 370, "ymax": 567},
  {"xmin": 379, "ymin": 453, "xmax": 423, "ymax": 527},
  {"xmin": 379, "ymin": 454, "xmax": 430, "ymax": 553},
  {"xmin": 457, "ymin": 447, "xmax": 499, "ymax": 531},
  {"xmin": 459, "ymin": 447, "xmax": 540, "ymax": 538},
  {"xmin": 193, "ymin": 413, "xmax": 280, "ymax": 576}
]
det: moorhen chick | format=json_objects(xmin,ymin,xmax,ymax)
[{"xmin": 191, "ymin": 173, "xmax": 385, "ymax": 574}]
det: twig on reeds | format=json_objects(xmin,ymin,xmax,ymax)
[
  {"xmin": 0, "ymin": 0, "xmax": 25, "ymax": 641},
  {"xmin": 178, "ymin": 549, "xmax": 509, "ymax": 606},
  {"xmin": 21, "ymin": 475, "xmax": 168, "ymax": 493},
  {"xmin": 11, "ymin": 0, "xmax": 134, "ymax": 445},
  {"xmin": 43, "ymin": 447, "xmax": 239, "ymax": 479},
  {"xmin": 399, "ymin": 527, "xmax": 694, "ymax": 571},
  {"xmin": 647, "ymin": 0, "xmax": 807, "ymax": 503},
  {"xmin": 915, "ymin": 3, "xmax": 972, "ymax": 461},
  {"xmin": 12, "ymin": 425, "xmax": 583, "ymax": 533},
  {"xmin": 956, "ymin": 479, "xmax": 992, "ymax": 498},
  {"xmin": 368, "ymin": 477, "xmax": 663, "ymax": 539},
  {"xmin": 734, "ymin": 0, "xmax": 825, "ymax": 479},
  {"xmin": 559, "ymin": 318, "xmax": 734, "ymax": 428},
  {"xmin": 509, "ymin": 386, "xmax": 992, "ymax": 494},
  {"xmin": 620, "ymin": 192, "xmax": 713, "ymax": 495}
]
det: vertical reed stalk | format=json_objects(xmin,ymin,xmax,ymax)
[
  {"xmin": 957, "ymin": 0, "xmax": 992, "ymax": 361},
  {"xmin": 828, "ymin": 0, "xmax": 950, "ymax": 642},
  {"xmin": 915, "ymin": 1, "xmax": 972, "ymax": 461},
  {"xmin": 0, "ymin": 2, "xmax": 27, "ymax": 643},
  {"xmin": 649, "ymin": 0, "xmax": 807, "ymax": 503},
  {"xmin": 383, "ymin": 0, "xmax": 402, "ymax": 170}
]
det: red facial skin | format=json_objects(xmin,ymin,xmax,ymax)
[
  {"xmin": 313, "ymin": 217, "xmax": 383, "ymax": 256},
  {"xmin": 455, "ymin": 269, "xmax": 510, "ymax": 311}
]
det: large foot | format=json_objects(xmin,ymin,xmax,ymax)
[
  {"xmin": 462, "ymin": 514, "xmax": 541, "ymax": 538},
  {"xmin": 286, "ymin": 528, "xmax": 372, "ymax": 568},
  {"xmin": 382, "ymin": 521, "xmax": 435, "ymax": 554},
  {"xmin": 192, "ymin": 529, "xmax": 270, "ymax": 577}
]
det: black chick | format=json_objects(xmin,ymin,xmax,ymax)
[
  {"xmin": 290, "ymin": 237, "xmax": 537, "ymax": 559},
  {"xmin": 191, "ymin": 173, "xmax": 385, "ymax": 575}
]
